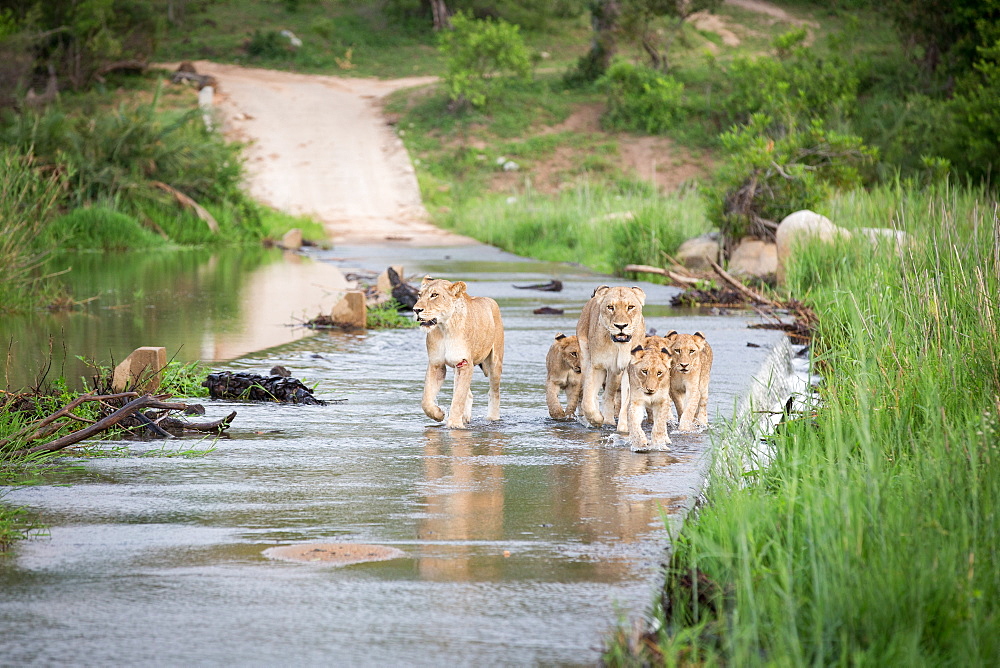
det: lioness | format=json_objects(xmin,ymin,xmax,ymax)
[
  {"xmin": 545, "ymin": 333, "xmax": 582, "ymax": 419},
  {"xmin": 664, "ymin": 330, "xmax": 713, "ymax": 431},
  {"xmin": 576, "ymin": 285, "xmax": 646, "ymax": 430},
  {"xmin": 625, "ymin": 342, "xmax": 673, "ymax": 452},
  {"xmin": 413, "ymin": 277, "xmax": 504, "ymax": 428}
]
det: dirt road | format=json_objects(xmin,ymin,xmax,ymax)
[{"xmin": 194, "ymin": 61, "xmax": 475, "ymax": 246}]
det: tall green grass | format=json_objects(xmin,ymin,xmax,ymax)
[
  {"xmin": 608, "ymin": 183, "xmax": 1000, "ymax": 664},
  {"xmin": 438, "ymin": 182, "xmax": 711, "ymax": 275},
  {"xmin": 0, "ymin": 148, "xmax": 64, "ymax": 313}
]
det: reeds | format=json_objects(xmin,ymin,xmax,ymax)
[{"xmin": 612, "ymin": 182, "xmax": 1000, "ymax": 665}]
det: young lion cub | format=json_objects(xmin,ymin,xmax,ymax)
[
  {"xmin": 664, "ymin": 330, "xmax": 713, "ymax": 432},
  {"xmin": 413, "ymin": 277, "xmax": 504, "ymax": 428},
  {"xmin": 625, "ymin": 341, "xmax": 673, "ymax": 452},
  {"xmin": 545, "ymin": 333, "xmax": 582, "ymax": 419}
]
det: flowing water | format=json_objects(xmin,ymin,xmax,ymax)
[{"xmin": 0, "ymin": 244, "xmax": 793, "ymax": 665}]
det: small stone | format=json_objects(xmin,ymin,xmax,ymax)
[{"xmin": 281, "ymin": 228, "xmax": 303, "ymax": 251}]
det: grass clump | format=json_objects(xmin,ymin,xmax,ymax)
[
  {"xmin": 606, "ymin": 183, "xmax": 1000, "ymax": 665},
  {"xmin": 367, "ymin": 300, "xmax": 418, "ymax": 329}
]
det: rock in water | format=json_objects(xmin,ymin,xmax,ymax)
[
  {"xmin": 202, "ymin": 371, "xmax": 327, "ymax": 405},
  {"xmin": 388, "ymin": 267, "xmax": 419, "ymax": 310}
]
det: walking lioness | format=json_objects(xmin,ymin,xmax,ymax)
[
  {"xmin": 413, "ymin": 277, "xmax": 504, "ymax": 428},
  {"xmin": 625, "ymin": 342, "xmax": 673, "ymax": 452},
  {"xmin": 576, "ymin": 285, "xmax": 646, "ymax": 430}
]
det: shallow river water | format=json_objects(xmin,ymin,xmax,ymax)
[{"xmin": 0, "ymin": 244, "xmax": 792, "ymax": 665}]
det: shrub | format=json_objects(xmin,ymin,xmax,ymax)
[
  {"xmin": 609, "ymin": 198, "xmax": 711, "ymax": 275},
  {"xmin": 600, "ymin": 61, "xmax": 685, "ymax": 134},
  {"xmin": 706, "ymin": 114, "xmax": 876, "ymax": 242},
  {"xmin": 40, "ymin": 206, "xmax": 168, "ymax": 251},
  {"xmin": 437, "ymin": 12, "xmax": 533, "ymax": 109},
  {"xmin": 722, "ymin": 30, "xmax": 860, "ymax": 127}
]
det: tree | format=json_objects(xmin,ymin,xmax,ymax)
[
  {"xmin": 620, "ymin": 0, "xmax": 721, "ymax": 72},
  {"xmin": 885, "ymin": 0, "xmax": 1000, "ymax": 79},
  {"xmin": 569, "ymin": 0, "xmax": 621, "ymax": 83}
]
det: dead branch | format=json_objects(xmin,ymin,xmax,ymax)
[
  {"xmin": 624, "ymin": 264, "xmax": 702, "ymax": 286},
  {"xmin": 708, "ymin": 259, "xmax": 781, "ymax": 307},
  {"xmin": 150, "ymin": 181, "xmax": 219, "ymax": 233},
  {"xmin": 157, "ymin": 411, "xmax": 237, "ymax": 435},
  {"xmin": 13, "ymin": 395, "xmax": 188, "ymax": 456},
  {"xmin": 0, "ymin": 392, "xmax": 138, "ymax": 449}
]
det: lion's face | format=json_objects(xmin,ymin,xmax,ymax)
[
  {"xmin": 552, "ymin": 333, "xmax": 582, "ymax": 373},
  {"xmin": 666, "ymin": 331, "xmax": 708, "ymax": 374},
  {"xmin": 413, "ymin": 277, "xmax": 467, "ymax": 328},
  {"xmin": 594, "ymin": 286, "xmax": 646, "ymax": 344},
  {"xmin": 629, "ymin": 346, "xmax": 672, "ymax": 396}
]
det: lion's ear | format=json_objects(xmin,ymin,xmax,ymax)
[
  {"xmin": 449, "ymin": 281, "xmax": 468, "ymax": 297},
  {"xmin": 665, "ymin": 330, "xmax": 678, "ymax": 339},
  {"xmin": 660, "ymin": 347, "xmax": 669, "ymax": 355},
  {"xmin": 631, "ymin": 344, "xmax": 644, "ymax": 356},
  {"xmin": 693, "ymin": 331, "xmax": 706, "ymax": 341},
  {"xmin": 592, "ymin": 285, "xmax": 610, "ymax": 299},
  {"xmin": 554, "ymin": 333, "xmax": 566, "ymax": 340},
  {"xmin": 630, "ymin": 287, "xmax": 646, "ymax": 305},
  {"xmin": 420, "ymin": 275, "xmax": 434, "ymax": 287}
]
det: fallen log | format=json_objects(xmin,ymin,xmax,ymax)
[
  {"xmin": 13, "ymin": 395, "xmax": 188, "ymax": 456},
  {"xmin": 157, "ymin": 411, "xmax": 237, "ymax": 435},
  {"xmin": 624, "ymin": 264, "xmax": 702, "ymax": 286},
  {"xmin": 0, "ymin": 392, "xmax": 138, "ymax": 449},
  {"xmin": 708, "ymin": 259, "xmax": 781, "ymax": 307}
]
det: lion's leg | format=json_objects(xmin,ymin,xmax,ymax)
[
  {"xmin": 602, "ymin": 369, "xmax": 623, "ymax": 428},
  {"xmin": 422, "ymin": 363, "xmax": 447, "ymax": 422},
  {"xmin": 677, "ymin": 388, "xmax": 697, "ymax": 432},
  {"xmin": 546, "ymin": 379, "xmax": 566, "ymax": 419},
  {"xmin": 582, "ymin": 364, "xmax": 606, "ymax": 427},
  {"xmin": 616, "ymin": 375, "xmax": 631, "ymax": 434},
  {"xmin": 447, "ymin": 360, "xmax": 474, "ymax": 428},
  {"xmin": 628, "ymin": 399, "xmax": 649, "ymax": 452},
  {"xmin": 565, "ymin": 377, "xmax": 582, "ymax": 418},
  {"xmin": 650, "ymin": 401, "xmax": 671, "ymax": 450},
  {"xmin": 484, "ymin": 352, "xmax": 501, "ymax": 422},
  {"xmin": 695, "ymin": 369, "xmax": 710, "ymax": 427}
]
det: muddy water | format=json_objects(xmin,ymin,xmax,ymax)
[{"xmin": 0, "ymin": 244, "xmax": 789, "ymax": 665}]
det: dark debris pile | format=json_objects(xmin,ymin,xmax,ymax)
[{"xmin": 202, "ymin": 371, "xmax": 327, "ymax": 405}]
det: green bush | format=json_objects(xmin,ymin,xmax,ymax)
[
  {"xmin": 40, "ymin": 206, "xmax": 168, "ymax": 251},
  {"xmin": 246, "ymin": 29, "xmax": 290, "ymax": 59},
  {"xmin": 722, "ymin": 30, "xmax": 860, "ymax": 127},
  {"xmin": 1, "ymin": 87, "xmax": 260, "ymax": 244},
  {"xmin": 706, "ymin": 114, "xmax": 876, "ymax": 241},
  {"xmin": 600, "ymin": 61, "xmax": 685, "ymax": 134},
  {"xmin": 437, "ymin": 12, "xmax": 533, "ymax": 109}
]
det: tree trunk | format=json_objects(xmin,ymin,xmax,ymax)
[{"xmin": 430, "ymin": 0, "xmax": 450, "ymax": 31}]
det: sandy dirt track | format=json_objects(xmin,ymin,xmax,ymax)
[{"xmin": 192, "ymin": 61, "xmax": 476, "ymax": 246}]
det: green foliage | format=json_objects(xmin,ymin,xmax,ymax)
[
  {"xmin": 609, "ymin": 202, "xmax": 710, "ymax": 275},
  {"xmin": 245, "ymin": 29, "xmax": 291, "ymax": 59},
  {"xmin": 707, "ymin": 114, "xmax": 876, "ymax": 240},
  {"xmin": 0, "ymin": 147, "xmax": 65, "ymax": 314},
  {"xmin": 438, "ymin": 12, "xmax": 534, "ymax": 109},
  {"xmin": 40, "ymin": 206, "xmax": 168, "ymax": 251},
  {"xmin": 949, "ymin": 34, "xmax": 1000, "ymax": 180},
  {"xmin": 722, "ymin": 32, "xmax": 860, "ymax": 126},
  {"xmin": 1, "ymin": 87, "xmax": 261, "ymax": 244},
  {"xmin": 600, "ymin": 61, "xmax": 685, "ymax": 133},
  {"xmin": 160, "ymin": 360, "xmax": 211, "ymax": 398},
  {"xmin": 636, "ymin": 184, "xmax": 1000, "ymax": 665},
  {"xmin": 367, "ymin": 300, "xmax": 419, "ymax": 329}
]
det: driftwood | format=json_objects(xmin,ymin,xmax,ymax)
[
  {"xmin": 12, "ymin": 394, "xmax": 190, "ymax": 456},
  {"xmin": 707, "ymin": 259, "xmax": 780, "ymax": 307},
  {"xmin": 151, "ymin": 181, "xmax": 219, "ymax": 233},
  {"xmin": 157, "ymin": 411, "xmax": 238, "ymax": 435},
  {"xmin": 0, "ymin": 392, "xmax": 137, "ymax": 450},
  {"xmin": 513, "ymin": 279, "xmax": 563, "ymax": 292}
]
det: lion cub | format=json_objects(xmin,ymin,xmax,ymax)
[
  {"xmin": 665, "ymin": 330, "xmax": 713, "ymax": 432},
  {"xmin": 625, "ymin": 340, "xmax": 673, "ymax": 452},
  {"xmin": 413, "ymin": 277, "xmax": 504, "ymax": 429},
  {"xmin": 545, "ymin": 333, "xmax": 583, "ymax": 419}
]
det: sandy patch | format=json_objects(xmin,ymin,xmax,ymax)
[{"xmin": 264, "ymin": 543, "xmax": 407, "ymax": 565}]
